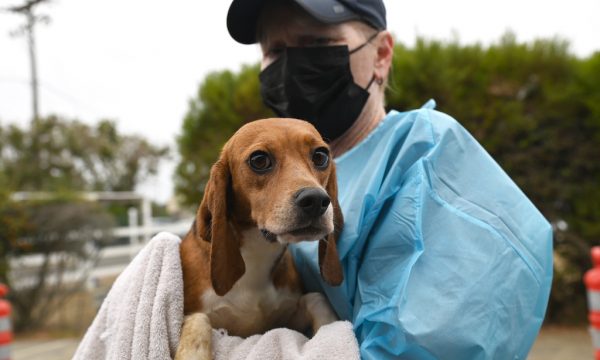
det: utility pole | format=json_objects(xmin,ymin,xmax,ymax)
[{"xmin": 4, "ymin": 0, "xmax": 51, "ymax": 121}]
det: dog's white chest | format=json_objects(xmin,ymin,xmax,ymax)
[
  {"xmin": 201, "ymin": 229, "xmax": 301, "ymax": 336},
  {"xmin": 202, "ymin": 282, "xmax": 299, "ymax": 336}
]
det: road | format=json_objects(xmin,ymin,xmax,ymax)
[
  {"xmin": 12, "ymin": 338, "xmax": 80, "ymax": 360},
  {"xmin": 10, "ymin": 326, "xmax": 593, "ymax": 360}
]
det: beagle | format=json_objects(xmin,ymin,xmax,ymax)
[{"xmin": 175, "ymin": 118, "xmax": 344, "ymax": 360}]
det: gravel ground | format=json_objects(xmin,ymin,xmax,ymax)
[
  {"xmin": 10, "ymin": 325, "xmax": 594, "ymax": 360},
  {"xmin": 528, "ymin": 326, "xmax": 593, "ymax": 360}
]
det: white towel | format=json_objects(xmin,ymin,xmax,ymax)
[
  {"xmin": 73, "ymin": 232, "xmax": 360, "ymax": 360},
  {"xmin": 73, "ymin": 232, "xmax": 184, "ymax": 360},
  {"xmin": 212, "ymin": 321, "xmax": 360, "ymax": 360}
]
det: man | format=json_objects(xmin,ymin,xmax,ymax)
[{"xmin": 227, "ymin": 0, "xmax": 553, "ymax": 358}]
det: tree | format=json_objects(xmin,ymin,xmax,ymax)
[
  {"xmin": 0, "ymin": 198, "xmax": 114, "ymax": 331},
  {"xmin": 0, "ymin": 115, "xmax": 170, "ymax": 331},
  {"xmin": 0, "ymin": 116, "xmax": 169, "ymax": 192},
  {"xmin": 175, "ymin": 64, "xmax": 272, "ymax": 207}
]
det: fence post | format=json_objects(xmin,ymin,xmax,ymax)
[
  {"xmin": 128, "ymin": 206, "xmax": 140, "ymax": 245},
  {"xmin": 584, "ymin": 246, "xmax": 600, "ymax": 360},
  {"xmin": 0, "ymin": 284, "xmax": 12, "ymax": 360},
  {"xmin": 141, "ymin": 198, "xmax": 152, "ymax": 243}
]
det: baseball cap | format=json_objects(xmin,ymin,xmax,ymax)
[{"xmin": 227, "ymin": 0, "xmax": 387, "ymax": 45}]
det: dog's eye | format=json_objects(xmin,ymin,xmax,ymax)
[
  {"xmin": 312, "ymin": 147, "xmax": 329, "ymax": 169},
  {"xmin": 248, "ymin": 151, "xmax": 274, "ymax": 173}
]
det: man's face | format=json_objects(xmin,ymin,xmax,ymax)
[{"xmin": 258, "ymin": 4, "xmax": 377, "ymax": 90}]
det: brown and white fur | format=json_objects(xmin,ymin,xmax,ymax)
[{"xmin": 175, "ymin": 118, "xmax": 344, "ymax": 360}]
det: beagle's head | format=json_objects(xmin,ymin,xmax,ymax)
[{"xmin": 196, "ymin": 118, "xmax": 344, "ymax": 295}]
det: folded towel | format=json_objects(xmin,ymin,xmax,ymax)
[
  {"xmin": 212, "ymin": 321, "xmax": 359, "ymax": 360},
  {"xmin": 73, "ymin": 232, "xmax": 184, "ymax": 360},
  {"xmin": 73, "ymin": 232, "xmax": 360, "ymax": 360}
]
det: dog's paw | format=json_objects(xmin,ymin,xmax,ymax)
[{"xmin": 175, "ymin": 313, "xmax": 213, "ymax": 360}]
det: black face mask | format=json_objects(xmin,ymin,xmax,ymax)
[{"xmin": 259, "ymin": 37, "xmax": 377, "ymax": 141}]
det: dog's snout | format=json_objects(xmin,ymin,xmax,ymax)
[{"xmin": 294, "ymin": 188, "xmax": 330, "ymax": 217}]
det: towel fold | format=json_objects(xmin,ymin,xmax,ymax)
[
  {"xmin": 73, "ymin": 232, "xmax": 360, "ymax": 360},
  {"xmin": 73, "ymin": 232, "xmax": 184, "ymax": 360},
  {"xmin": 212, "ymin": 321, "xmax": 360, "ymax": 360}
]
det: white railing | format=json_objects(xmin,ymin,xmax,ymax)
[
  {"xmin": 8, "ymin": 191, "xmax": 194, "ymax": 290},
  {"xmin": 9, "ymin": 217, "xmax": 193, "ymax": 290}
]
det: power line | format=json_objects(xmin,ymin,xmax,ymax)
[
  {"xmin": 0, "ymin": 77, "xmax": 105, "ymax": 116},
  {"xmin": 2, "ymin": 0, "xmax": 52, "ymax": 122}
]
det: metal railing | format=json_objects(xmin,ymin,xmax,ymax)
[
  {"xmin": 8, "ymin": 191, "xmax": 193, "ymax": 291},
  {"xmin": 9, "ymin": 216, "xmax": 193, "ymax": 290}
]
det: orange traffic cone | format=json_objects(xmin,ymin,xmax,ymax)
[
  {"xmin": 0, "ymin": 284, "xmax": 11, "ymax": 360},
  {"xmin": 584, "ymin": 246, "xmax": 600, "ymax": 360}
]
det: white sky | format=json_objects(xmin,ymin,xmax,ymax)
[{"xmin": 1, "ymin": 0, "xmax": 599, "ymax": 203}]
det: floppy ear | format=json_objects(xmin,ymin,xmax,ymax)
[
  {"xmin": 197, "ymin": 157, "xmax": 245, "ymax": 296},
  {"xmin": 319, "ymin": 164, "xmax": 344, "ymax": 286}
]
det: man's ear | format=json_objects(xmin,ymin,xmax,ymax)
[
  {"xmin": 196, "ymin": 156, "xmax": 245, "ymax": 296},
  {"xmin": 374, "ymin": 30, "xmax": 394, "ymax": 81},
  {"xmin": 319, "ymin": 164, "xmax": 344, "ymax": 286}
]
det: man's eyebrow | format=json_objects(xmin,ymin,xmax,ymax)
[{"xmin": 296, "ymin": 33, "xmax": 342, "ymax": 45}]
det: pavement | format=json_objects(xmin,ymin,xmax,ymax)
[
  {"xmin": 9, "ymin": 325, "xmax": 594, "ymax": 360},
  {"xmin": 12, "ymin": 338, "xmax": 80, "ymax": 360},
  {"xmin": 528, "ymin": 326, "xmax": 592, "ymax": 360}
]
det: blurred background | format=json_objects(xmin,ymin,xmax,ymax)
[{"xmin": 0, "ymin": 0, "xmax": 599, "ymax": 358}]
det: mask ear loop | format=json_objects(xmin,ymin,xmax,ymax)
[
  {"xmin": 364, "ymin": 74, "xmax": 384, "ymax": 91},
  {"xmin": 365, "ymin": 74, "xmax": 378, "ymax": 90},
  {"xmin": 350, "ymin": 32, "xmax": 384, "ymax": 90},
  {"xmin": 348, "ymin": 31, "xmax": 380, "ymax": 55}
]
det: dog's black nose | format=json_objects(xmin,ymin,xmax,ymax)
[{"xmin": 294, "ymin": 188, "xmax": 330, "ymax": 218}]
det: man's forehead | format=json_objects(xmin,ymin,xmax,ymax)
[{"xmin": 258, "ymin": 4, "xmax": 337, "ymax": 42}]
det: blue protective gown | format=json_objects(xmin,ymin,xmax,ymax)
[{"xmin": 291, "ymin": 100, "xmax": 553, "ymax": 360}]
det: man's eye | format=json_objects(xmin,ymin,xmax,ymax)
[{"xmin": 309, "ymin": 37, "xmax": 333, "ymax": 46}]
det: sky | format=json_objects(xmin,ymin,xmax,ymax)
[{"xmin": 1, "ymin": 0, "xmax": 599, "ymax": 203}]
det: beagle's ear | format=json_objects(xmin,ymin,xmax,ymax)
[
  {"xmin": 319, "ymin": 163, "xmax": 344, "ymax": 286},
  {"xmin": 197, "ymin": 157, "xmax": 245, "ymax": 296}
]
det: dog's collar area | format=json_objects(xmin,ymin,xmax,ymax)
[{"xmin": 260, "ymin": 229, "xmax": 278, "ymax": 243}]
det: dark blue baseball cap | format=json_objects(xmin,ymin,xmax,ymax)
[{"xmin": 227, "ymin": 0, "xmax": 387, "ymax": 45}]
